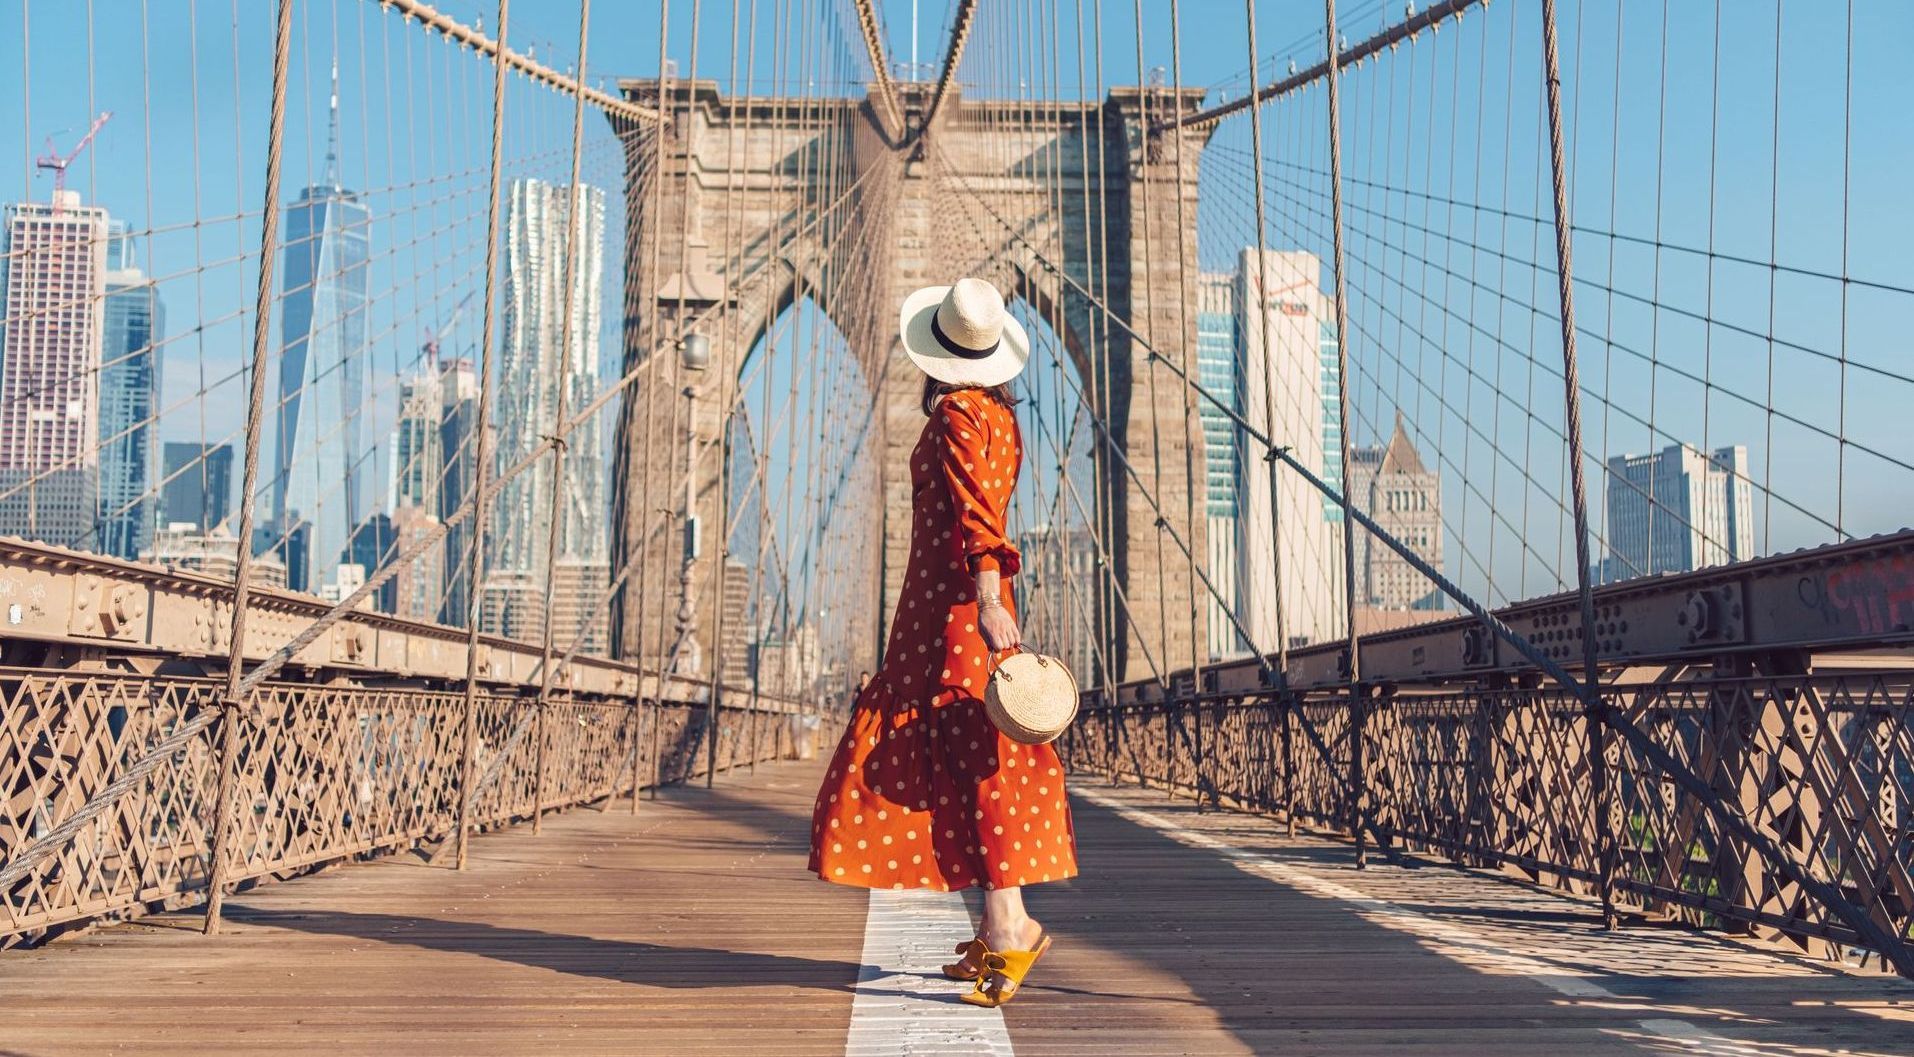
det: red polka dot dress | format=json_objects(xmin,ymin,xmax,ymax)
[{"xmin": 809, "ymin": 389, "xmax": 1078, "ymax": 892}]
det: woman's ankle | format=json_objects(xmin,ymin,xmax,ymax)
[{"xmin": 982, "ymin": 914, "xmax": 1040, "ymax": 950}]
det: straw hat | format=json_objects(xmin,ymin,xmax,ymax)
[
  {"xmin": 899, "ymin": 278, "xmax": 1031, "ymax": 388},
  {"xmin": 984, "ymin": 647, "xmax": 1080, "ymax": 745}
]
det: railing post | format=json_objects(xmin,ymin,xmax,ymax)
[
  {"xmin": 1348, "ymin": 686, "xmax": 1365, "ymax": 858},
  {"xmin": 202, "ymin": 0, "xmax": 294, "ymax": 936},
  {"xmin": 647, "ymin": 692, "xmax": 665, "ymax": 800},
  {"xmin": 623, "ymin": 697, "xmax": 646, "ymax": 804},
  {"xmin": 453, "ymin": 0, "xmax": 513, "ymax": 872},
  {"xmin": 1538, "ymin": 0, "xmax": 1616, "ymax": 927},
  {"xmin": 1282, "ymin": 690, "xmax": 1298, "ymax": 837},
  {"xmin": 631, "ymin": 693, "xmax": 653, "ymax": 813}
]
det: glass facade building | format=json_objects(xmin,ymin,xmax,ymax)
[
  {"xmin": 271, "ymin": 89, "xmax": 370, "ymax": 592},
  {"xmin": 97, "ymin": 265, "xmax": 163, "ymax": 558}
]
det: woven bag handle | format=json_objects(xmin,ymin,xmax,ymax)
[{"xmin": 988, "ymin": 643, "xmax": 1053, "ymax": 679}]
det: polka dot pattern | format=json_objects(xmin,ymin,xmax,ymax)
[{"xmin": 808, "ymin": 390, "xmax": 1077, "ymax": 893}]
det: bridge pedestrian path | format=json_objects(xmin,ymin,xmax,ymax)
[{"xmin": 1, "ymin": 758, "xmax": 1908, "ymax": 1056}]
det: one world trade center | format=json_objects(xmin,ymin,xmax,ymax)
[{"xmin": 271, "ymin": 61, "xmax": 370, "ymax": 593}]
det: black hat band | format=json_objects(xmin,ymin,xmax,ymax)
[{"xmin": 930, "ymin": 310, "xmax": 1001, "ymax": 361}]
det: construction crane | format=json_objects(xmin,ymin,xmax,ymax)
[
  {"xmin": 422, "ymin": 290, "xmax": 477, "ymax": 371},
  {"xmin": 36, "ymin": 112, "xmax": 112, "ymax": 209}
]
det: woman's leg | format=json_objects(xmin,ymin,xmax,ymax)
[{"xmin": 981, "ymin": 886, "xmax": 1043, "ymax": 952}]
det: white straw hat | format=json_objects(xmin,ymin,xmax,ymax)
[{"xmin": 899, "ymin": 278, "xmax": 1031, "ymax": 388}]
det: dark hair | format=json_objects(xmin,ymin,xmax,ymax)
[{"xmin": 921, "ymin": 376, "xmax": 1022, "ymax": 416}]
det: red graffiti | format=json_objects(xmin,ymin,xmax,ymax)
[{"xmin": 1824, "ymin": 554, "xmax": 1914, "ymax": 636}]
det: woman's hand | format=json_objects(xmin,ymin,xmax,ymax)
[
  {"xmin": 974, "ymin": 566, "xmax": 1021, "ymax": 653},
  {"xmin": 979, "ymin": 599, "xmax": 1021, "ymax": 652}
]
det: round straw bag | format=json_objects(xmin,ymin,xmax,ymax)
[{"xmin": 984, "ymin": 646, "xmax": 1080, "ymax": 745}]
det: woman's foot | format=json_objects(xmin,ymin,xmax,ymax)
[
  {"xmin": 960, "ymin": 924, "xmax": 1052, "ymax": 1008},
  {"xmin": 943, "ymin": 937, "xmax": 990, "ymax": 980},
  {"xmin": 981, "ymin": 915, "xmax": 1042, "ymax": 955}
]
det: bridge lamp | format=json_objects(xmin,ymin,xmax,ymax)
[{"xmin": 680, "ymin": 331, "xmax": 711, "ymax": 372}]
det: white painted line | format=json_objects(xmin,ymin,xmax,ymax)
[
  {"xmin": 1078, "ymin": 788, "xmax": 1767, "ymax": 1057},
  {"xmin": 844, "ymin": 888, "xmax": 1014, "ymax": 1057}
]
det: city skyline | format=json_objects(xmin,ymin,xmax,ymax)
[{"xmin": 0, "ymin": 4, "xmax": 1894, "ymax": 634}]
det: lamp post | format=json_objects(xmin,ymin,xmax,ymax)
[{"xmin": 662, "ymin": 332, "xmax": 718, "ymax": 783}]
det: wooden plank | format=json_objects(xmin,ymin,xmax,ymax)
[
  {"xmin": 0, "ymin": 761, "xmax": 865, "ymax": 1056},
  {"xmin": 2, "ymin": 760, "xmax": 1911, "ymax": 1056},
  {"xmin": 1002, "ymin": 781, "xmax": 1914, "ymax": 1055}
]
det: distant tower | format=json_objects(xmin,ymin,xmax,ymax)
[
  {"xmin": 484, "ymin": 177, "xmax": 607, "ymax": 638},
  {"xmin": 162, "ymin": 442, "xmax": 234, "ymax": 532},
  {"xmin": 1193, "ymin": 271, "xmax": 1244, "ymax": 661},
  {"xmin": 1347, "ymin": 413, "xmax": 1444, "ymax": 611},
  {"xmin": 1232, "ymin": 248, "xmax": 1344, "ymax": 652},
  {"xmin": 0, "ymin": 193, "xmax": 110, "ymax": 546},
  {"xmin": 390, "ymin": 370, "xmax": 444, "ymax": 512},
  {"xmin": 272, "ymin": 57, "xmax": 371, "ymax": 591},
  {"xmin": 438, "ymin": 358, "xmax": 483, "ymax": 625},
  {"xmin": 1604, "ymin": 443, "xmax": 1752, "ymax": 581},
  {"xmin": 97, "ymin": 245, "xmax": 165, "ymax": 558}
]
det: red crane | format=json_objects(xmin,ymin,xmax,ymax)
[{"xmin": 36, "ymin": 112, "xmax": 113, "ymax": 210}]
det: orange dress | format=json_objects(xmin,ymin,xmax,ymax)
[{"xmin": 809, "ymin": 390, "xmax": 1078, "ymax": 891}]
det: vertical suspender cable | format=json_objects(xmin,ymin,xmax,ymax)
[
  {"xmin": 1239, "ymin": 0, "xmax": 1297, "ymax": 828},
  {"xmin": 1320, "ymin": 0, "xmax": 1367, "ymax": 869},
  {"xmin": 1537, "ymin": 0, "xmax": 1615, "ymax": 928},
  {"xmin": 709, "ymin": 0, "xmax": 749, "ymax": 772},
  {"xmin": 531, "ymin": 0, "xmax": 594, "ymax": 835},
  {"xmin": 1166, "ymin": 0, "xmax": 1209, "ymax": 803},
  {"xmin": 1131, "ymin": 0, "xmax": 1178, "ymax": 800},
  {"xmin": 453, "ymin": 0, "xmax": 513, "ymax": 871},
  {"xmin": 638, "ymin": 0, "xmax": 673, "ymax": 802},
  {"xmin": 202, "ymin": 0, "xmax": 293, "ymax": 937}
]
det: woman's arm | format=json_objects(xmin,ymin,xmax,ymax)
[
  {"xmin": 935, "ymin": 396, "xmax": 1023, "ymax": 577},
  {"xmin": 976, "ymin": 566, "xmax": 1021, "ymax": 652}
]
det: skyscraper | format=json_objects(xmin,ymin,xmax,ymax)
[
  {"xmin": 1604, "ymin": 443, "xmax": 1753, "ymax": 581},
  {"xmin": 493, "ymin": 178, "xmax": 608, "ymax": 569},
  {"xmin": 389, "ymin": 369, "xmax": 443, "ymax": 512},
  {"xmin": 1233, "ymin": 248, "xmax": 1344, "ymax": 652},
  {"xmin": 438, "ymin": 358, "xmax": 482, "ymax": 625},
  {"xmin": 1320, "ymin": 317, "xmax": 1343, "ymax": 524},
  {"xmin": 1347, "ymin": 414, "xmax": 1443, "ymax": 611},
  {"xmin": 1194, "ymin": 271, "xmax": 1245, "ymax": 660},
  {"xmin": 345, "ymin": 511, "xmax": 397, "ymax": 613},
  {"xmin": 161, "ymin": 442, "xmax": 233, "ymax": 532},
  {"xmin": 718, "ymin": 557, "xmax": 751, "ymax": 684},
  {"xmin": 0, "ymin": 192, "xmax": 109, "ymax": 547},
  {"xmin": 96, "ymin": 256, "xmax": 164, "ymax": 558},
  {"xmin": 388, "ymin": 502, "xmax": 444, "ymax": 624},
  {"xmin": 484, "ymin": 177, "xmax": 607, "ymax": 638},
  {"xmin": 386, "ymin": 366, "xmax": 447, "ymax": 622},
  {"xmin": 272, "ymin": 61, "xmax": 371, "ymax": 592},
  {"xmin": 552, "ymin": 556, "xmax": 613, "ymax": 657}
]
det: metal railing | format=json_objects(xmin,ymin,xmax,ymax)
[
  {"xmin": 1064, "ymin": 532, "xmax": 1914, "ymax": 975},
  {"xmin": 0, "ymin": 541, "xmax": 811, "ymax": 949}
]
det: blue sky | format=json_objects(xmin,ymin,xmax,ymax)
[{"xmin": 2, "ymin": 0, "xmax": 1908, "ymax": 612}]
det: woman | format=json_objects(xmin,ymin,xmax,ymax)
[{"xmin": 809, "ymin": 278, "xmax": 1077, "ymax": 1008}]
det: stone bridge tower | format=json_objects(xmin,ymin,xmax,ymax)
[{"xmin": 610, "ymin": 79, "xmax": 1212, "ymax": 686}]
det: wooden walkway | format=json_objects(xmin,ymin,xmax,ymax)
[{"xmin": 3, "ymin": 758, "xmax": 1911, "ymax": 1056}]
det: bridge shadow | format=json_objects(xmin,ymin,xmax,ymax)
[
  {"xmin": 224, "ymin": 906, "xmax": 867, "ymax": 993},
  {"xmin": 1031, "ymin": 790, "xmax": 1914, "ymax": 1053}
]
